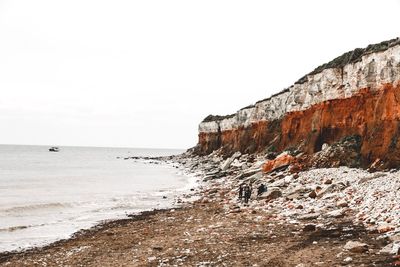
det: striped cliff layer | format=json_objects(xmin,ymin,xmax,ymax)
[{"xmin": 197, "ymin": 38, "xmax": 400, "ymax": 167}]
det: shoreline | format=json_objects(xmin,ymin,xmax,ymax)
[
  {"xmin": 1, "ymin": 152, "xmax": 400, "ymax": 266},
  {"xmin": 0, "ymin": 191, "xmax": 395, "ymax": 266},
  {"xmin": 0, "ymin": 158, "xmax": 200, "ymax": 256},
  {"xmin": 0, "ymin": 207, "xmax": 179, "ymax": 264}
]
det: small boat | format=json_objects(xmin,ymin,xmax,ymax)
[{"xmin": 49, "ymin": 147, "xmax": 60, "ymax": 152}]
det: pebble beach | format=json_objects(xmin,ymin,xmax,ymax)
[{"xmin": 1, "ymin": 150, "xmax": 400, "ymax": 266}]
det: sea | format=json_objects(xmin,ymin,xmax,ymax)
[{"xmin": 0, "ymin": 145, "xmax": 194, "ymax": 252}]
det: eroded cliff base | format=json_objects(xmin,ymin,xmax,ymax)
[{"xmin": 197, "ymin": 83, "xmax": 400, "ymax": 171}]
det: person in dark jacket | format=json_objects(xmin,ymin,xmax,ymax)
[
  {"xmin": 257, "ymin": 184, "xmax": 266, "ymax": 196},
  {"xmin": 238, "ymin": 184, "xmax": 244, "ymax": 201},
  {"xmin": 244, "ymin": 185, "xmax": 252, "ymax": 204}
]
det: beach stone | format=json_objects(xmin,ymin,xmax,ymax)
[
  {"xmin": 390, "ymin": 234, "xmax": 400, "ymax": 242},
  {"xmin": 308, "ymin": 190, "xmax": 317, "ymax": 198},
  {"xmin": 286, "ymin": 192, "xmax": 301, "ymax": 200},
  {"xmin": 336, "ymin": 199, "xmax": 348, "ymax": 207},
  {"xmin": 220, "ymin": 152, "xmax": 241, "ymax": 171},
  {"xmin": 303, "ymin": 224, "xmax": 316, "ymax": 232},
  {"xmin": 343, "ymin": 257, "xmax": 353, "ymax": 263},
  {"xmin": 326, "ymin": 209, "xmax": 345, "ymax": 218},
  {"xmin": 343, "ymin": 241, "xmax": 368, "ymax": 253},
  {"xmin": 316, "ymin": 184, "xmax": 335, "ymax": 198},
  {"xmin": 147, "ymin": 256, "xmax": 157, "ymax": 262},
  {"xmin": 380, "ymin": 242, "xmax": 400, "ymax": 254},
  {"xmin": 270, "ymin": 178, "xmax": 287, "ymax": 187},
  {"xmin": 152, "ymin": 245, "xmax": 163, "ymax": 251},
  {"xmin": 234, "ymin": 169, "xmax": 261, "ymax": 180},
  {"xmin": 322, "ymin": 143, "xmax": 329, "ymax": 151},
  {"xmin": 246, "ymin": 172, "xmax": 263, "ymax": 182},
  {"xmin": 259, "ymin": 189, "xmax": 282, "ymax": 201},
  {"xmin": 297, "ymin": 213, "xmax": 320, "ymax": 220},
  {"xmin": 377, "ymin": 223, "xmax": 395, "ymax": 233}
]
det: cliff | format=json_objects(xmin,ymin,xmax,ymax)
[{"xmin": 197, "ymin": 38, "xmax": 400, "ymax": 168}]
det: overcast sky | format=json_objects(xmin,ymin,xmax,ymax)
[{"xmin": 0, "ymin": 0, "xmax": 399, "ymax": 149}]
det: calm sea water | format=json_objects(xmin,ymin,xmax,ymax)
[{"xmin": 0, "ymin": 145, "xmax": 192, "ymax": 252}]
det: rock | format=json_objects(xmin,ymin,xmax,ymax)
[
  {"xmin": 377, "ymin": 223, "xmax": 395, "ymax": 233},
  {"xmin": 203, "ymin": 171, "xmax": 226, "ymax": 181},
  {"xmin": 270, "ymin": 178, "xmax": 287, "ymax": 187},
  {"xmin": 358, "ymin": 172, "xmax": 387, "ymax": 184},
  {"xmin": 220, "ymin": 158, "xmax": 233, "ymax": 172},
  {"xmin": 380, "ymin": 242, "xmax": 400, "ymax": 254},
  {"xmin": 316, "ymin": 184, "xmax": 337, "ymax": 198},
  {"xmin": 336, "ymin": 199, "xmax": 348, "ymax": 207},
  {"xmin": 303, "ymin": 224, "xmax": 316, "ymax": 231},
  {"xmin": 289, "ymin": 163, "xmax": 303, "ymax": 173},
  {"xmin": 285, "ymin": 186, "xmax": 307, "ymax": 200},
  {"xmin": 201, "ymin": 198, "xmax": 210, "ymax": 203},
  {"xmin": 343, "ymin": 257, "xmax": 353, "ymax": 263},
  {"xmin": 245, "ymin": 172, "xmax": 263, "ymax": 183},
  {"xmin": 147, "ymin": 256, "xmax": 157, "ymax": 262},
  {"xmin": 230, "ymin": 159, "xmax": 242, "ymax": 168},
  {"xmin": 322, "ymin": 143, "xmax": 329, "ymax": 151},
  {"xmin": 390, "ymin": 234, "xmax": 400, "ymax": 242},
  {"xmin": 259, "ymin": 189, "xmax": 282, "ymax": 201},
  {"xmin": 286, "ymin": 192, "xmax": 301, "ymax": 200},
  {"xmin": 208, "ymin": 188, "xmax": 218, "ymax": 194},
  {"xmin": 233, "ymin": 169, "xmax": 260, "ymax": 180},
  {"xmin": 204, "ymin": 169, "xmax": 221, "ymax": 176},
  {"xmin": 308, "ymin": 190, "xmax": 317, "ymax": 199},
  {"xmin": 325, "ymin": 209, "xmax": 345, "ymax": 218},
  {"xmin": 220, "ymin": 152, "xmax": 242, "ymax": 171},
  {"xmin": 368, "ymin": 158, "xmax": 384, "ymax": 172},
  {"xmin": 297, "ymin": 213, "xmax": 320, "ymax": 220},
  {"xmin": 262, "ymin": 153, "xmax": 295, "ymax": 173},
  {"xmin": 343, "ymin": 241, "xmax": 368, "ymax": 253}
]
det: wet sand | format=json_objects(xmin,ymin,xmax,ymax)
[{"xmin": 0, "ymin": 198, "xmax": 394, "ymax": 267}]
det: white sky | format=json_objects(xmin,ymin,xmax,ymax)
[{"xmin": 0, "ymin": 0, "xmax": 399, "ymax": 149}]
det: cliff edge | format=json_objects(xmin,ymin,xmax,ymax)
[{"xmin": 196, "ymin": 38, "xmax": 400, "ymax": 169}]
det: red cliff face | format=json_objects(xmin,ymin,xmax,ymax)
[
  {"xmin": 280, "ymin": 83, "xmax": 400, "ymax": 167},
  {"xmin": 197, "ymin": 38, "xmax": 400, "ymax": 168},
  {"xmin": 198, "ymin": 83, "xmax": 400, "ymax": 168}
]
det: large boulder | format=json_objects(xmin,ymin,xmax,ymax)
[
  {"xmin": 343, "ymin": 241, "xmax": 368, "ymax": 253},
  {"xmin": 220, "ymin": 152, "xmax": 241, "ymax": 171},
  {"xmin": 262, "ymin": 153, "xmax": 295, "ymax": 173},
  {"xmin": 258, "ymin": 189, "xmax": 282, "ymax": 201}
]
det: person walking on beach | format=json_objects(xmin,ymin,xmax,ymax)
[
  {"xmin": 244, "ymin": 184, "xmax": 252, "ymax": 204},
  {"xmin": 238, "ymin": 184, "xmax": 244, "ymax": 201}
]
